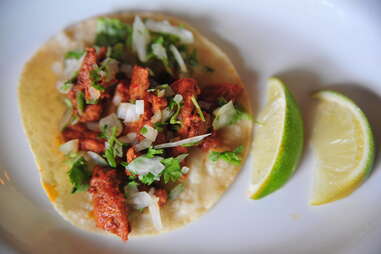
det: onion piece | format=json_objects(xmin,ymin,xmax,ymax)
[
  {"xmin": 86, "ymin": 122, "xmax": 100, "ymax": 132},
  {"xmin": 141, "ymin": 125, "xmax": 158, "ymax": 141},
  {"xmin": 99, "ymin": 113, "xmax": 123, "ymax": 136},
  {"xmin": 56, "ymin": 81, "xmax": 73, "ymax": 94},
  {"xmin": 212, "ymin": 100, "xmax": 237, "ymax": 130},
  {"xmin": 101, "ymin": 58, "xmax": 119, "ymax": 82},
  {"xmin": 176, "ymin": 153, "xmax": 189, "ymax": 162},
  {"xmin": 169, "ymin": 45, "xmax": 187, "ymax": 73},
  {"xmin": 151, "ymin": 111, "xmax": 162, "ymax": 123},
  {"xmin": 152, "ymin": 43, "xmax": 168, "ymax": 61},
  {"xmin": 134, "ymin": 138, "xmax": 153, "ymax": 152},
  {"xmin": 117, "ymin": 103, "xmax": 139, "ymax": 123},
  {"xmin": 145, "ymin": 19, "xmax": 194, "ymax": 44},
  {"xmin": 119, "ymin": 132, "xmax": 137, "ymax": 144},
  {"xmin": 126, "ymin": 156, "xmax": 164, "ymax": 176},
  {"xmin": 63, "ymin": 55, "xmax": 84, "ymax": 79},
  {"xmin": 127, "ymin": 191, "xmax": 163, "ymax": 231},
  {"xmin": 181, "ymin": 166, "xmax": 190, "ymax": 174},
  {"xmin": 112, "ymin": 92, "xmax": 122, "ymax": 106},
  {"xmin": 88, "ymin": 86, "xmax": 101, "ymax": 101},
  {"xmin": 59, "ymin": 139, "xmax": 79, "ymax": 155},
  {"xmin": 154, "ymin": 133, "xmax": 211, "ymax": 149},
  {"xmin": 59, "ymin": 108, "xmax": 73, "ymax": 130},
  {"xmin": 87, "ymin": 151, "xmax": 108, "ymax": 166},
  {"xmin": 132, "ymin": 16, "xmax": 151, "ymax": 62},
  {"xmin": 161, "ymin": 107, "xmax": 173, "ymax": 122},
  {"xmin": 135, "ymin": 100, "xmax": 145, "ymax": 115}
]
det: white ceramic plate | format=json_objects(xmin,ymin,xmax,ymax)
[{"xmin": 1, "ymin": 0, "xmax": 381, "ymax": 253}]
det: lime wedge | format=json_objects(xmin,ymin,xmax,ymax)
[
  {"xmin": 310, "ymin": 90, "xmax": 375, "ymax": 205},
  {"xmin": 249, "ymin": 78, "xmax": 304, "ymax": 199}
]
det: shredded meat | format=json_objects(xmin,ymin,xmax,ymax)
[
  {"xmin": 129, "ymin": 66, "xmax": 150, "ymax": 101},
  {"xmin": 89, "ymin": 166, "xmax": 130, "ymax": 241},
  {"xmin": 80, "ymin": 138, "xmax": 105, "ymax": 153},
  {"xmin": 154, "ymin": 188, "xmax": 168, "ymax": 207},
  {"xmin": 200, "ymin": 83, "xmax": 243, "ymax": 103},
  {"xmin": 80, "ymin": 104, "xmax": 103, "ymax": 122}
]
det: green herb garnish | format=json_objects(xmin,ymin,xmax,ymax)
[
  {"xmin": 161, "ymin": 157, "xmax": 182, "ymax": 184},
  {"xmin": 64, "ymin": 50, "xmax": 85, "ymax": 60},
  {"xmin": 68, "ymin": 157, "xmax": 91, "ymax": 193},
  {"xmin": 75, "ymin": 91, "xmax": 85, "ymax": 115},
  {"xmin": 146, "ymin": 148, "xmax": 164, "ymax": 158},
  {"xmin": 140, "ymin": 173, "xmax": 156, "ymax": 185},
  {"xmin": 209, "ymin": 145, "xmax": 244, "ymax": 165},
  {"xmin": 191, "ymin": 96, "xmax": 205, "ymax": 121},
  {"xmin": 95, "ymin": 18, "xmax": 132, "ymax": 47}
]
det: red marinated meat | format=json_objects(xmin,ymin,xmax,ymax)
[
  {"xmin": 79, "ymin": 104, "xmax": 103, "ymax": 122},
  {"xmin": 154, "ymin": 189, "xmax": 168, "ymax": 207},
  {"xmin": 62, "ymin": 123, "xmax": 99, "ymax": 141},
  {"xmin": 129, "ymin": 66, "xmax": 150, "ymax": 101},
  {"xmin": 126, "ymin": 147, "xmax": 139, "ymax": 163},
  {"xmin": 114, "ymin": 81, "xmax": 130, "ymax": 103},
  {"xmin": 79, "ymin": 138, "xmax": 105, "ymax": 153},
  {"xmin": 89, "ymin": 166, "xmax": 130, "ymax": 241}
]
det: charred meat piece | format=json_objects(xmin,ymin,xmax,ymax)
[
  {"xmin": 129, "ymin": 66, "xmax": 150, "ymax": 101},
  {"xmin": 79, "ymin": 104, "xmax": 103, "ymax": 123},
  {"xmin": 80, "ymin": 138, "xmax": 105, "ymax": 153},
  {"xmin": 89, "ymin": 166, "xmax": 130, "ymax": 241},
  {"xmin": 62, "ymin": 123, "xmax": 100, "ymax": 141}
]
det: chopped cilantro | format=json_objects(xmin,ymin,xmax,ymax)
[
  {"xmin": 67, "ymin": 157, "xmax": 91, "ymax": 193},
  {"xmin": 75, "ymin": 91, "xmax": 85, "ymax": 115},
  {"xmin": 95, "ymin": 18, "xmax": 132, "ymax": 46},
  {"xmin": 103, "ymin": 127, "xmax": 123, "ymax": 168},
  {"xmin": 140, "ymin": 126, "xmax": 148, "ymax": 135},
  {"xmin": 209, "ymin": 145, "xmax": 244, "ymax": 165},
  {"xmin": 140, "ymin": 173, "xmax": 156, "ymax": 185},
  {"xmin": 120, "ymin": 161, "xmax": 128, "ymax": 167},
  {"xmin": 154, "ymin": 122, "xmax": 167, "ymax": 132},
  {"xmin": 191, "ymin": 96, "xmax": 205, "ymax": 121},
  {"xmin": 64, "ymin": 50, "xmax": 85, "ymax": 60},
  {"xmin": 89, "ymin": 68, "xmax": 105, "ymax": 91},
  {"xmin": 181, "ymin": 141, "xmax": 200, "ymax": 147},
  {"xmin": 169, "ymin": 97, "xmax": 182, "ymax": 125},
  {"xmin": 161, "ymin": 157, "xmax": 182, "ymax": 184},
  {"xmin": 110, "ymin": 43, "xmax": 125, "ymax": 61},
  {"xmin": 146, "ymin": 148, "xmax": 164, "ymax": 158},
  {"xmin": 231, "ymin": 107, "xmax": 252, "ymax": 124},
  {"xmin": 64, "ymin": 98, "xmax": 72, "ymax": 108}
]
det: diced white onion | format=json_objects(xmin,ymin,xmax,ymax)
[
  {"xmin": 134, "ymin": 138, "xmax": 153, "ymax": 152},
  {"xmin": 151, "ymin": 111, "xmax": 162, "ymax": 123},
  {"xmin": 154, "ymin": 133, "xmax": 211, "ymax": 149},
  {"xmin": 112, "ymin": 93, "xmax": 122, "ymax": 106},
  {"xmin": 59, "ymin": 139, "xmax": 79, "ymax": 155},
  {"xmin": 126, "ymin": 156, "xmax": 164, "ymax": 176},
  {"xmin": 181, "ymin": 166, "xmax": 190, "ymax": 174},
  {"xmin": 213, "ymin": 100, "xmax": 237, "ymax": 130},
  {"xmin": 176, "ymin": 153, "xmax": 189, "ymax": 162},
  {"xmin": 56, "ymin": 81, "xmax": 73, "ymax": 94},
  {"xmin": 161, "ymin": 107, "xmax": 173, "ymax": 122},
  {"xmin": 142, "ymin": 125, "xmax": 158, "ymax": 141},
  {"xmin": 145, "ymin": 19, "xmax": 194, "ymax": 44},
  {"xmin": 99, "ymin": 113, "xmax": 123, "ymax": 136},
  {"xmin": 88, "ymin": 86, "xmax": 101, "ymax": 101},
  {"xmin": 135, "ymin": 100, "xmax": 145, "ymax": 115},
  {"xmin": 86, "ymin": 122, "xmax": 100, "ymax": 132},
  {"xmin": 132, "ymin": 16, "xmax": 151, "ymax": 62},
  {"xmin": 152, "ymin": 43, "xmax": 168, "ymax": 61},
  {"xmin": 127, "ymin": 191, "xmax": 163, "ymax": 231},
  {"xmin": 119, "ymin": 132, "xmax": 137, "ymax": 144},
  {"xmin": 169, "ymin": 44, "xmax": 187, "ymax": 73},
  {"xmin": 87, "ymin": 151, "xmax": 108, "ymax": 166},
  {"xmin": 64, "ymin": 55, "xmax": 84, "ymax": 78},
  {"xmin": 124, "ymin": 183, "xmax": 139, "ymax": 197},
  {"xmin": 173, "ymin": 94, "xmax": 183, "ymax": 103},
  {"xmin": 117, "ymin": 103, "xmax": 139, "ymax": 123}
]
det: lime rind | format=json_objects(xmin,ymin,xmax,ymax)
[
  {"xmin": 310, "ymin": 90, "xmax": 375, "ymax": 205},
  {"xmin": 250, "ymin": 78, "xmax": 304, "ymax": 199}
]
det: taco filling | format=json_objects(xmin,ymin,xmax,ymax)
[{"xmin": 19, "ymin": 13, "xmax": 252, "ymax": 241}]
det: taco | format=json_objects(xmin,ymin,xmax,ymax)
[{"xmin": 18, "ymin": 12, "xmax": 253, "ymax": 240}]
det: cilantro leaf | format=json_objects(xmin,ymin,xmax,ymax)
[
  {"xmin": 209, "ymin": 145, "xmax": 244, "ymax": 165},
  {"xmin": 103, "ymin": 127, "xmax": 123, "ymax": 167},
  {"xmin": 161, "ymin": 157, "xmax": 182, "ymax": 184},
  {"xmin": 146, "ymin": 148, "xmax": 164, "ymax": 158},
  {"xmin": 64, "ymin": 50, "xmax": 85, "ymax": 60},
  {"xmin": 169, "ymin": 97, "xmax": 182, "ymax": 125},
  {"xmin": 140, "ymin": 126, "xmax": 148, "ymax": 134},
  {"xmin": 75, "ymin": 91, "xmax": 85, "ymax": 115},
  {"xmin": 67, "ymin": 157, "xmax": 91, "ymax": 193},
  {"xmin": 140, "ymin": 173, "xmax": 156, "ymax": 185},
  {"xmin": 95, "ymin": 18, "xmax": 132, "ymax": 46}
]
